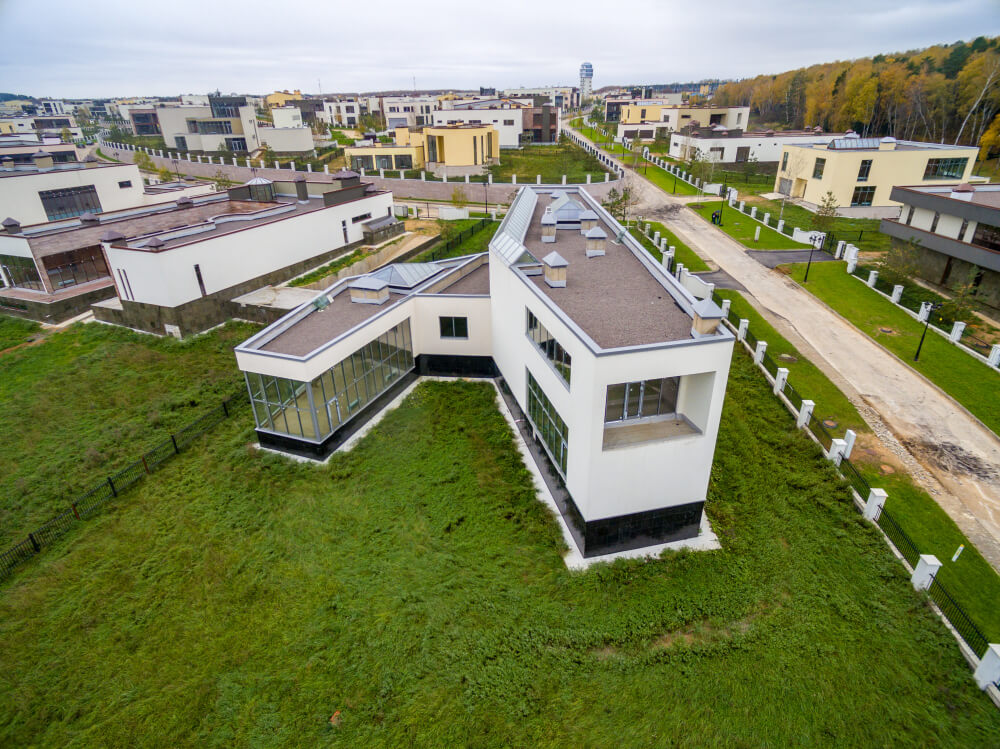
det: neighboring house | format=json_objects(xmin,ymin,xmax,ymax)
[
  {"xmin": 265, "ymin": 90, "xmax": 303, "ymax": 108},
  {"xmin": 0, "ymin": 167, "xmax": 213, "ymax": 321},
  {"xmin": 271, "ymin": 106, "xmax": 304, "ymax": 129},
  {"xmin": 603, "ymin": 94, "xmax": 683, "ymax": 122},
  {"xmin": 0, "ymin": 114, "xmax": 83, "ymax": 140},
  {"xmin": 616, "ymin": 104, "xmax": 750, "ymax": 140},
  {"xmin": 669, "ymin": 125, "xmax": 843, "ymax": 165},
  {"xmin": 233, "ymin": 185, "xmax": 734, "ymax": 560},
  {"xmin": 503, "ymin": 86, "xmax": 580, "ymax": 109},
  {"xmin": 320, "ymin": 99, "xmax": 361, "ymax": 127},
  {"xmin": 432, "ymin": 99, "xmax": 532, "ymax": 148},
  {"xmin": 375, "ymin": 96, "xmax": 439, "ymax": 128},
  {"xmin": 345, "ymin": 124, "xmax": 499, "ymax": 175},
  {"xmin": 0, "ymin": 134, "xmax": 77, "ymax": 164},
  {"xmin": 879, "ymin": 182, "xmax": 1000, "ymax": 309},
  {"xmin": 122, "ymin": 106, "xmax": 161, "ymax": 136},
  {"xmin": 774, "ymin": 135, "xmax": 981, "ymax": 214},
  {"xmin": 0, "ymin": 155, "xmax": 211, "ymax": 226},
  {"xmin": 87, "ymin": 173, "xmax": 395, "ymax": 336},
  {"xmin": 157, "ymin": 96, "xmax": 314, "ymax": 154}
]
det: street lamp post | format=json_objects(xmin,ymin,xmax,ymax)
[
  {"xmin": 719, "ymin": 175, "xmax": 728, "ymax": 227},
  {"xmin": 484, "ymin": 179, "xmax": 488, "ymax": 217},
  {"xmin": 803, "ymin": 235, "xmax": 821, "ymax": 283},
  {"xmin": 914, "ymin": 303, "xmax": 942, "ymax": 361}
]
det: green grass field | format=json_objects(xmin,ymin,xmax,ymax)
[
  {"xmin": 489, "ymin": 143, "xmax": 607, "ymax": 183},
  {"xmin": 690, "ymin": 201, "xmax": 811, "ymax": 250},
  {"xmin": 0, "ymin": 315, "xmax": 41, "ymax": 352},
  {"xmin": 635, "ymin": 160, "xmax": 701, "ymax": 196},
  {"xmin": 631, "ymin": 220, "xmax": 710, "ymax": 272},
  {"xmin": 784, "ymin": 261, "xmax": 1000, "ymax": 436},
  {"xmin": 412, "ymin": 221, "xmax": 501, "ymax": 262},
  {"xmin": 743, "ymin": 196, "xmax": 890, "ymax": 253},
  {"xmin": 0, "ymin": 322, "xmax": 257, "ymax": 547},
  {"xmin": 2, "ymin": 363, "xmax": 999, "ymax": 745},
  {"xmin": 714, "ymin": 291, "xmax": 1000, "ymax": 642}
]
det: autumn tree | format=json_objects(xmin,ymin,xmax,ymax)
[{"xmin": 811, "ymin": 191, "xmax": 839, "ymax": 235}]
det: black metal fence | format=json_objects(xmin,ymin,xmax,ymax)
[
  {"xmin": 928, "ymin": 575, "xmax": 990, "ymax": 658},
  {"xmin": 875, "ymin": 506, "xmax": 921, "ymax": 568},
  {"xmin": 0, "ymin": 390, "xmax": 247, "ymax": 582},
  {"xmin": 419, "ymin": 218, "xmax": 494, "ymax": 262}
]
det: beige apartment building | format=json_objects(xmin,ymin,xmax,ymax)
[{"xmin": 774, "ymin": 135, "xmax": 980, "ymax": 214}]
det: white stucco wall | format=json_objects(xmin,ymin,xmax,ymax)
[
  {"xmin": 258, "ymin": 126, "xmax": 314, "ymax": 154},
  {"xmin": 669, "ymin": 132, "xmax": 838, "ymax": 163},
  {"xmin": 431, "ymin": 110, "xmax": 522, "ymax": 148}
]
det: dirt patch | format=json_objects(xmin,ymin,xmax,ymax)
[
  {"xmin": 777, "ymin": 353, "xmax": 798, "ymax": 363},
  {"xmin": 589, "ymin": 645, "xmax": 620, "ymax": 660},
  {"xmin": 878, "ymin": 327, "xmax": 898, "ymax": 335},
  {"xmin": 900, "ymin": 439, "xmax": 999, "ymax": 482}
]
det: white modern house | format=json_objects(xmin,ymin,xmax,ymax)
[
  {"xmin": 432, "ymin": 102, "xmax": 525, "ymax": 148},
  {"xmin": 87, "ymin": 173, "xmax": 395, "ymax": 336},
  {"xmin": 233, "ymin": 186, "xmax": 734, "ymax": 559},
  {"xmin": 319, "ymin": 100, "xmax": 361, "ymax": 127},
  {"xmin": 669, "ymin": 126, "xmax": 843, "ymax": 165}
]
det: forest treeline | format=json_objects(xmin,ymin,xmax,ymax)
[{"xmin": 712, "ymin": 36, "xmax": 1000, "ymax": 153}]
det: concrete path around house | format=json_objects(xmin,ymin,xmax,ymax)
[
  {"xmin": 747, "ymin": 249, "xmax": 840, "ymax": 269},
  {"xmin": 566, "ymin": 122, "xmax": 1000, "ymax": 572}
]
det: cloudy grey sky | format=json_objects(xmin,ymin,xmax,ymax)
[{"xmin": 1, "ymin": 0, "xmax": 998, "ymax": 98}]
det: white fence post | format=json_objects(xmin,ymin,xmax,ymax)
[
  {"xmin": 843, "ymin": 429, "xmax": 856, "ymax": 460},
  {"xmin": 989, "ymin": 345, "xmax": 1000, "ymax": 368},
  {"xmin": 737, "ymin": 318, "xmax": 748, "ymax": 342},
  {"xmin": 537, "ymin": 174, "xmax": 541, "ymax": 185},
  {"xmin": 796, "ymin": 399, "xmax": 815, "ymax": 429},
  {"xmin": 829, "ymin": 438, "xmax": 847, "ymax": 465},
  {"xmin": 891, "ymin": 284, "xmax": 904, "ymax": 303},
  {"xmin": 863, "ymin": 488, "xmax": 888, "ymax": 520},
  {"xmin": 773, "ymin": 367, "xmax": 789, "ymax": 394},
  {"xmin": 949, "ymin": 321, "xmax": 966, "ymax": 343},
  {"xmin": 974, "ymin": 645, "xmax": 1000, "ymax": 690},
  {"xmin": 720, "ymin": 298, "xmax": 731, "ymax": 319},
  {"xmin": 776, "ymin": 219, "xmax": 784, "ymax": 233},
  {"xmin": 911, "ymin": 555, "xmax": 942, "ymax": 591},
  {"xmin": 918, "ymin": 301, "xmax": 932, "ymax": 322},
  {"xmin": 753, "ymin": 340, "xmax": 767, "ymax": 365},
  {"xmin": 867, "ymin": 270, "xmax": 879, "ymax": 288}
]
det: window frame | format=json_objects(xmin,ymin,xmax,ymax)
[
  {"xmin": 439, "ymin": 316, "xmax": 469, "ymax": 339},
  {"xmin": 812, "ymin": 158, "xmax": 826, "ymax": 179}
]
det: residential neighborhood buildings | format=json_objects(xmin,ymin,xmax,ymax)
[
  {"xmin": 157, "ymin": 96, "xmax": 314, "ymax": 154},
  {"xmin": 616, "ymin": 104, "xmax": 751, "ymax": 140},
  {"xmin": 345, "ymin": 124, "xmax": 499, "ymax": 175},
  {"xmin": 668, "ymin": 125, "xmax": 842, "ymax": 165}
]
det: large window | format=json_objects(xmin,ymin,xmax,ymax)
[
  {"xmin": 247, "ymin": 319, "xmax": 414, "ymax": 441},
  {"xmin": 923, "ymin": 158, "xmax": 968, "ymax": 180},
  {"xmin": 439, "ymin": 316, "xmax": 468, "ymax": 338},
  {"xmin": 197, "ymin": 119, "xmax": 234, "ymax": 135},
  {"xmin": 972, "ymin": 222, "xmax": 1000, "ymax": 253},
  {"xmin": 604, "ymin": 378, "xmax": 680, "ymax": 423},
  {"xmin": 0, "ymin": 254, "xmax": 44, "ymax": 290},
  {"xmin": 351, "ymin": 155, "xmax": 374, "ymax": 171},
  {"xmin": 781, "ymin": 152, "xmax": 788, "ymax": 171},
  {"xmin": 857, "ymin": 159, "xmax": 872, "ymax": 181},
  {"xmin": 850, "ymin": 186, "xmax": 876, "ymax": 207},
  {"xmin": 526, "ymin": 309, "xmax": 571, "ymax": 385},
  {"xmin": 526, "ymin": 370, "xmax": 568, "ymax": 476},
  {"xmin": 812, "ymin": 158, "xmax": 825, "ymax": 179},
  {"xmin": 44, "ymin": 247, "xmax": 109, "ymax": 289},
  {"xmin": 38, "ymin": 185, "xmax": 102, "ymax": 221}
]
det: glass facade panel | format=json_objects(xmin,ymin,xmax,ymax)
[
  {"xmin": 38, "ymin": 185, "xmax": 102, "ymax": 221},
  {"xmin": 923, "ymin": 158, "xmax": 968, "ymax": 180},
  {"xmin": 525, "ymin": 309, "xmax": 571, "ymax": 385},
  {"xmin": 0, "ymin": 254, "xmax": 44, "ymax": 290},
  {"xmin": 526, "ymin": 370, "xmax": 569, "ymax": 476},
  {"xmin": 246, "ymin": 319, "xmax": 414, "ymax": 443},
  {"xmin": 604, "ymin": 377, "xmax": 680, "ymax": 422},
  {"xmin": 850, "ymin": 186, "xmax": 875, "ymax": 207}
]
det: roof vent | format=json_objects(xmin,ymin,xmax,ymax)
[
  {"xmin": 950, "ymin": 183, "xmax": 975, "ymax": 201},
  {"xmin": 691, "ymin": 298, "xmax": 724, "ymax": 338},
  {"xmin": 2, "ymin": 217, "xmax": 21, "ymax": 234},
  {"xmin": 79, "ymin": 212, "xmax": 100, "ymax": 225},
  {"xmin": 541, "ymin": 210, "xmax": 556, "ymax": 243},
  {"xmin": 348, "ymin": 276, "xmax": 390, "ymax": 305},
  {"xmin": 542, "ymin": 251, "xmax": 567, "ymax": 288},
  {"xmin": 578, "ymin": 210, "xmax": 598, "ymax": 233},
  {"xmin": 1, "ymin": 157, "xmax": 14, "ymax": 170},
  {"xmin": 585, "ymin": 226, "xmax": 607, "ymax": 257},
  {"xmin": 176, "ymin": 196, "xmax": 194, "ymax": 208},
  {"xmin": 32, "ymin": 150, "xmax": 54, "ymax": 169},
  {"xmin": 83, "ymin": 153, "xmax": 99, "ymax": 167},
  {"xmin": 145, "ymin": 236, "xmax": 166, "ymax": 249},
  {"xmin": 879, "ymin": 136, "xmax": 897, "ymax": 151},
  {"xmin": 100, "ymin": 230, "xmax": 126, "ymax": 243}
]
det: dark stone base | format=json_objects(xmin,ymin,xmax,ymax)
[
  {"xmin": 257, "ymin": 370, "xmax": 418, "ymax": 461},
  {"xmin": 416, "ymin": 354, "xmax": 498, "ymax": 378},
  {"xmin": 1, "ymin": 284, "xmax": 117, "ymax": 324},
  {"xmin": 576, "ymin": 499, "xmax": 704, "ymax": 557}
]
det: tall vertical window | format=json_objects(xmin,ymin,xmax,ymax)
[
  {"xmin": 812, "ymin": 158, "xmax": 826, "ymax": 179},
  {"xmin": 604, "ymin": 378, "xmax": 680, "ymax": 422},
  {"xmin": 959, "ymin": 218, "xmax": 969, "ymax": 241},
  {"xmin": 781, "ymin": 152, "xmax": 789, "ymax": 171},
  {"xmin": 857, "ymin": 159, "xmax": 872, "ymax": 181},
  {"xmin": 526, "ymin": 309, "xmax": 571, "ymax": 385},
  {"xmin": 38, "ymin": 185, "xmax": 102, "ymax": 220},
  {"xmin": 930, "ymin": 212, "xmax": 940, "ymax": 233},
  {"xmin": 905, "ymin": 205, "xmax": 915, "ymax": 225},
  {"xmin": 526, "ymin": 370, "xmax": 569, "ymax": 476}
]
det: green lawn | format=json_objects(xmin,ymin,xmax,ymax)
[
  {"xmin": 289, "ymin": 249, "xmax": 369, "ymax": 288},
  {"xmin": 690, "ymin": 201, "xmax": 811, "ymax": 250},
  {"xmin": 631, "ymin": 220, "xmax": 710, "ymax": 272},
  {"xmin": 0, "ymin": 315, "xmax": 41, "ymax": 352},
  {"xmin": 784, "ymin": 261, "xmax": 1000, "ymax": 435},
  {"xmin": 743, "ymin": 196, "xmax": 890, "ymax": 253},
  {"xmin": 0, "ymin": 322, "xmax": 257, "ymax": 548},
  {"xmin": 412, "ymin": 221, "xmax": 500, "ymax": 262},
  {"xmin": 2, "ymin": 369, "xmax": 999, "ymax": 745},
  {"xmin": 635, "ymin": 160, "xmax": 701, "ymax": 196},
  {"xmin": 715, "ymin": 291, "xmax": 1000, "ymax": 642},
  {"xmin": 489, "ymin": 143, "xmax": 608, "ymax": 183}
]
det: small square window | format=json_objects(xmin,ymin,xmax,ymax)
[
  {"xmin": 439, "ymin": 316, "xmax": 468, "ymax": 338},
  {"xmin": 118, "ymin": 180, "xmax": 132, "ymax": 188}
]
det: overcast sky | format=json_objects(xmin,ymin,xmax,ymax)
[{"xmin": 2, "ymin": 0, "xmax": 998, "ymax": 98}]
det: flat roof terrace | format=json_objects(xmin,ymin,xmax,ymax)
[{"xmin": 522, "ymin": 194, "xmax": 693, "ymax": 349}]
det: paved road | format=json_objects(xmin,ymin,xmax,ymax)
[
  {"xmin": 566, "ymin": 122, "xmax": 1000, "ymax": 571},
  {"xmin": 747, "ymin": 249, "xmax": 840, "ymax": 269}
]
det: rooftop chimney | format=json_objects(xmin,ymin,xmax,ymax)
[
  {"xmin": 2, "ymin": 217, "xmax": 21, "ymax": 234},
  {"xmin": 79, "ymin": 212, "xmax": 100, "ymax": 225},
  {"xmin": 100, "ymin": 230, "xmax": 126, "ymax": 243},
  {"xmin": 541, "ymin": 210, "xmax": 556, "ymax": 243},
  {"xmin": 950, "ymin": 183, "xmax": 975, "ymax": 202},
  {"xmin": 348, "ymin": 276, "xmax": 390, "ymax": 305},
  {"xmin": 145, "ymin": 236, "xmax": 165, "ymax": 250},
  {"xmin": 691, "ymin": 298, "xmax": 724, "ymax": 338},
  {"xmin": 32, "ymin": 150, "xmax": 54, "ymax": 170},
  {"xmin": 585, "ymin": 225, "xmax": 607, "ymax": 257},
  {"xmin": 542, "ymin": 251, "xmax": 567, "ymax": 288},
  {"xmin": 294, "ymin": 174, "xmax": 309, "ymax": 203},
  {"xmin": 878, "ymin": 137, "xmax": 897, "ymax": 151},
  {"xmin": 83, "ymin": 154, "xmax": 99, "ymax": 168},
  {"xmin": 1, "ymin": 157, "xmax": 14, "ymax": 171},
  {"xmin": 176, "ymin": 196, "xmax": 194, "ymax": 208},
  {"xmin": 578, "ymin": 210, "xmax": 598, "ymax": 233}
]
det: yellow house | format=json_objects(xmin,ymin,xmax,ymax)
[
  {"xmin": 345, "ymin": 124, "xmax": 498, "ymax": 175},
  {"xmin": 617, "ymin": 104, "xmax": 750, "ymax": 139},
  {"xmin": 774, "ymin": 136, "xmax": 981, "ymax": 209},
  {"xmin": 266, "ymin": 89, "xmax": 303, "ymax": 108},
  {"xmin": 0, "ymin": 121, "xmax": 16, "ymax": 134}
]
